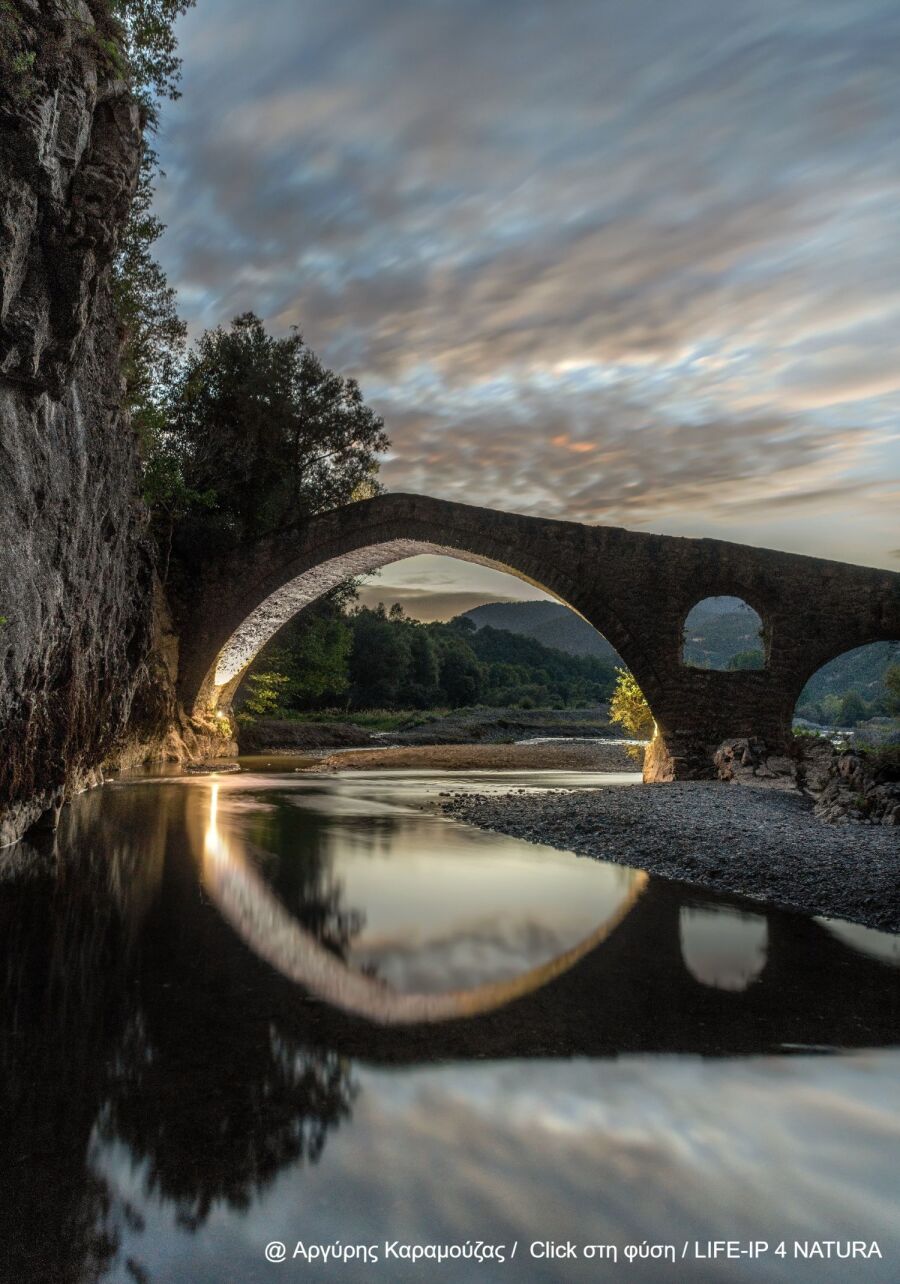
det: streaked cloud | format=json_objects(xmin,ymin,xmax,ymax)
[{"xmin": 156, "ymin": 0, "xmax": 900, "ymax": 571}]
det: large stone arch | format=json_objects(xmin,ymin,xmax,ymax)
[
  {"xmin": 179, "ymin": 495, "xmax": 649, "ymax": 717},
  {"xmin": 176, "ymin": 493, "xmax": 900, "ymax": 777},
  {"xmin": 206, "ymin": 537, "xmax": 626, "ymax": 713}
]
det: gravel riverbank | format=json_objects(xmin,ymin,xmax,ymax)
[
  {"xmin": 237, "ymin": 708, "xmax": 619, "ymax": 752},
  {"xmin": 442, "ymin": 783, "xmax": 900, "ymax": 933}
]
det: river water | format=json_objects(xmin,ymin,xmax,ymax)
[{"xmin": 1, "ymin": 760, "xmax": 898, "ymax": 1283}]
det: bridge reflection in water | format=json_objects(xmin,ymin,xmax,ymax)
[
  {"xmin": 1, "ymin": 772, "xmax": 898, "ymax": 1283},
  {"xmin": 191, "ymin": 780, "xmax": 898, "ymax": 1060},
  {"xmin": 201, "ymin": 782, "xmax": 650, "ymax": 1025}
]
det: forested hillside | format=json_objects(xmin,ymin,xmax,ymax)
[
  {"xmin": 681, "ymin": 598, "xmax": 765, "ymax": 670},
  {"xmin": 796, "ymin": 641, "xmax": 900, "ymax": 725},
  {"xmin": 465, "ymin": 599, "xmax": 899, "ymax": 727},
  {"xmin": 240, "ymin": 605, "xmax": 618, "ymax": 717},
  {"xmin": 464, "ymin": 596, "xmax": 763, "ymax": 669}
]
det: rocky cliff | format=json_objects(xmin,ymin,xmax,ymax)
[{"xmin": 0, "ymin": 1, "xmax": 158, "ymax": 845}]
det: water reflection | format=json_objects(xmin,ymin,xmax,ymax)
[
  {"xmin": 201, "ymin": 781, "xmax": 649, "ymax": 1023},
  {"xmin": 819, "ymin": 919, "xmax": 900, "ymax": 967},
  {"xmin": 0, "ymin": 767, "xmax": 898, "ymax": 1283},
  {"xmin": 679, "ymin": 906, "xmax": 769, "ymax": 991}
]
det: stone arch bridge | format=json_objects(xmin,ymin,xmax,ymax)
[{"xmin": 177, "ymin": 493, "xmax": 900, "ymax": 778}]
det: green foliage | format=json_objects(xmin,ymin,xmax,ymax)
[
  {"xmin": 682, "ymin": 599, "xmax": 765, "ymax": 669},
  {"xmin": 106, "ymin": 1, "xmax": 196, "ymax": 124},
  {"xmin": 101, "ymin": 2, "xmax": 197, "ymax": 559},
  {"xmin": 287, "ymin": 616, "xmax": 353, "ymax": 703},
  {"xmin": 240, "ymin": 671, "xmax": 290, "ymax": 719},
  {"xmin": 97, "ymin": 3, "xmax": 387, "ymax": 583},
  {"xmin": 11, "ymin": 48, "xmax": 35, "ymax": 75},
  {"xmin": 168, "ymin": 314, "xmax": 388, "ymax": 559},
  {"xmin": 346, "ymin": 604, "xmax": 414, "ymax": 709},
  {"xmin": 726, "ymin": 648, "xmax": 765, "ymax": 671},
  {"xmin": 0, "ymin": 2, "xmax": 37, "ymax": 97},
  {"xmin": 609, "ymin": 668, "xmax": 655, "ymax": 739},
  {"xmin": 114, "ymin": 150, "xmax": 187, "ymax": 436},
  {"xmin": 886, "ymin": 664, "xmax": 900, "ymax": 715},
  {"xmin": 464, "ymin": 623, "xmax": 614, "ymax": 707},
  {"xmin": 838, "ymin": 689, "xmax": 866, "ymax": 727},
  {"xmin": 817, "ymin": 692, "xmax": 844, "ymax": 724},
  {"xmin": 859, "ymin": 742, "xmax": 900, "ymax": 782},
  {"xmin": 240, "ymin": 603, "xmax": 618, "ymax": 716},
  {"xmin": 248, "ymin": 617, "xmax": 353, "ymax": 710},
  {"xmin": 796, "ymin": 641, "xmax": 900, "ymax": 724}
]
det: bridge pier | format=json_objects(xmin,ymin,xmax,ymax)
[{"xmin": 642, "ymin": 731, "xmax": 794, "ymax": 783}]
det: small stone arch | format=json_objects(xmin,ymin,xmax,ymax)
[
  {"xmin": 681, "ymin": 595, "xmax": 767, "ymax": 671},
  {"xmin": 793, "ymin": 640, "xmax": 900, "ymax": 730}
]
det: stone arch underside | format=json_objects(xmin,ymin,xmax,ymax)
[{"xmin": 201, "ymin": 536, "xmax": 629, "ymax": 714}]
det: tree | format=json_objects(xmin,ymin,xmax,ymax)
[
  {"xmin": 241, "ymin": 671, "xmax": 290, "ymax": 718},
  {"xmin": 820, "ymin": 693, "xmax": 843, "ymax": 725},
  {"xmin": 839, "ymin": 690, "xmax": 867, "ymax": 727},
  {"xmin": 437, "ymin": 635, "xmax": 484, "ymax": 707},
  {"xmin": 104, "ymin": 2, "xmax": 196, "ymax": 500},
  {"xmin": 281, "ymin": 615, "xmax": 352, "ymax": 705},
  {"xmin": 726, "ymin": 649, "xmax": 765, "ymax": 671},
  {"xmin": 609, "ymin": 668, "xmax": 655, "ymax": 738},
  {"xmin": 240, "ymin": 602, "xmax": 618, "ymax": 715},
  {"xmin": 402, "ymin": 628, "xmax": 441, "ymax": 708},
  {"xmin": 886, "ymin": 664, "xmax": 900, "ymax": 716},
  {"xmin": 170, "ymin": 314, "xmax": 389, "ymax": 557},
  {"xmin": 114, "ymin": 151, "xmax": 187, "ymax": 452},
  {"xmin": 108, "ymin": 1, "xmax": 196, "ymax": 119},
  {"xmin": 348, "ymin": 606, "xmax": 412, "ymax": 708}
]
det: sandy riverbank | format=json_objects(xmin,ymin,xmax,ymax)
[
  {"xmin": 308, "ymin": 739, "xmax": 639, "ymax": 773},
  {"xmin": 442, "ymin": 782, "xmax": 900, "ymax": 932}
]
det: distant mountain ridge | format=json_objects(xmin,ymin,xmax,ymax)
[{"xmin": 462, "ymin": 601, "xmax": 623, "ymax": 664}]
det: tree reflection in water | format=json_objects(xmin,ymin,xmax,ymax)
[
  {"xmin": 0, "ymin": 781, "xmax": 358, "ymax": 1280},
  {"xmin": 235, "ymin": 784, "xmax": 366, "ymax": 958}
]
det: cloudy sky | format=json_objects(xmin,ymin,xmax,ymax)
[{"xmin": 155, "ymin": 0, "xmax": 900, "ymax": 615}]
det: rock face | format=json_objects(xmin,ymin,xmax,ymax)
[
  {"xmin": 711, "ymin": 734, "xmax": 900, "ymax": 826},
  {"xmin": 712, "ymin": 737, "xmax": 797, "ymax": 791},
  {"xmin": 812, "ymin": 749, "xmax": 900, "ymax": 826},
  {"xmin": 0, "ymin": 1, "xmax": 156, "ymax": 846}
]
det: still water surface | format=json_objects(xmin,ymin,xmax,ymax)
[{"xmin": 0, "ymin": 761, "xmax": 898, "ymax": 1282}]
